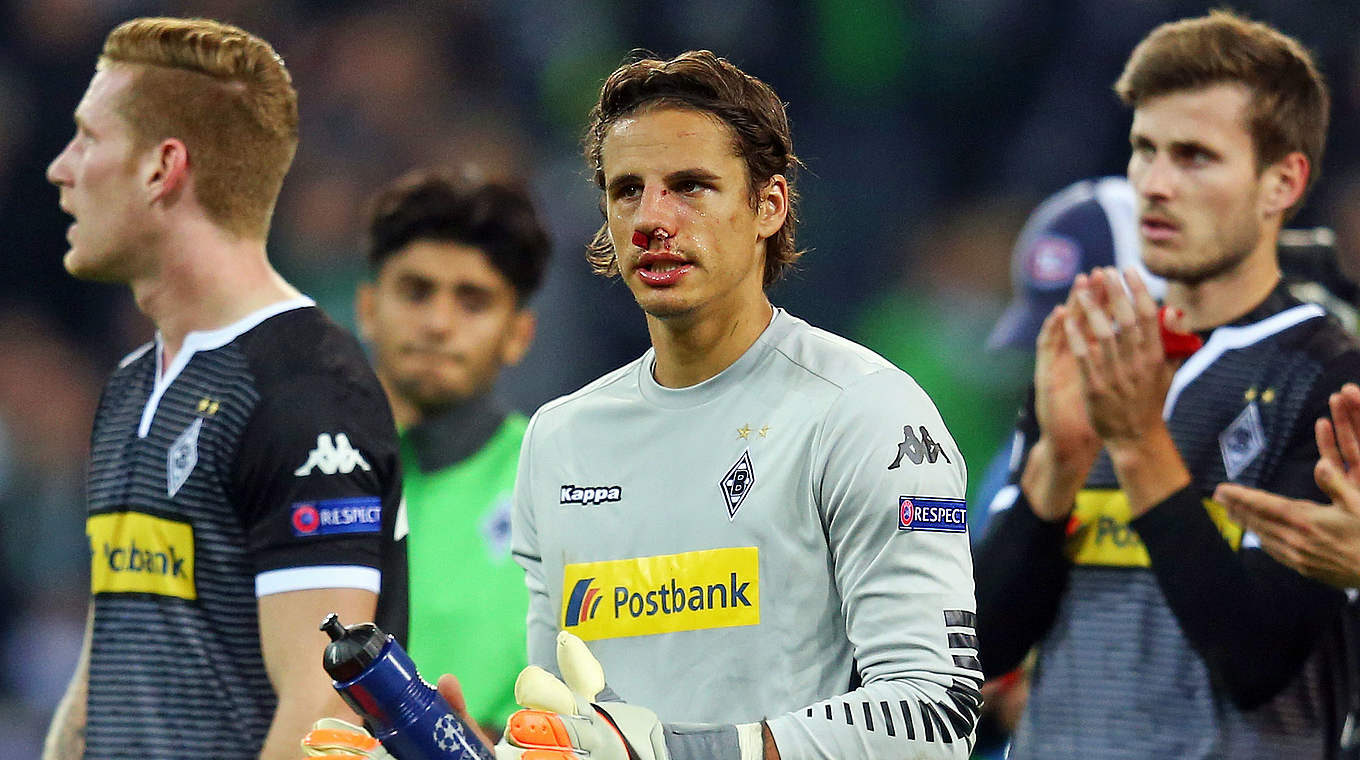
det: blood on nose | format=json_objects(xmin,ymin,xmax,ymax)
[{"xmin": 631, "ymin": 231, "xmax": 650, "ymax": 248}]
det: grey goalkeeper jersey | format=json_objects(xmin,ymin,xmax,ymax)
[{"xmin": 512, "ymin": 309, "xmax": 981, "ymax": 760}]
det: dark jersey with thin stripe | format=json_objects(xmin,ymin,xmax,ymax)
[
  {"xmin": 83, "ymin": 303, "xmax": 406, "ymax": 759},
  {"xmin": 977, "ymin": 287, "xmax": 1360, "ymax": 759}
]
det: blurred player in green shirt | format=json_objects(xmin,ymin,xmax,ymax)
[{"xmin": 355, "ymin": 170, "xmax": 550, "ymax": 736}]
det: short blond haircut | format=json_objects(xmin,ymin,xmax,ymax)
[{"xmin": 99, "ymin": 17, "xmax": 299, "ymax": 239}]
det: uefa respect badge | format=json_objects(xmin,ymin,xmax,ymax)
[
  {"xmin": 291, "ymin": 496, "xmax": 382, "ymax": 537},
  {"xmin": 899, "ymin": 496, "xmax": 967, "ymax": 533}
]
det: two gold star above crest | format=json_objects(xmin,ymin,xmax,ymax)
[
  {"xmin": 1243, "ymin": 387, "xmax": 1276, "ymax": 403},
  {"xmin": 737, "ymin": 424, "xmax": 771, "ymax": 440}
]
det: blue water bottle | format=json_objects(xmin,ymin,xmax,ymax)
[{"xmin": 321, "ymin": 614, "xmax": 493, "ymax": 760}]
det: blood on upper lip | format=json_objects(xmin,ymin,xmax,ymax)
[{"xmin": 631, "ymin": 231, "xmax": 650, "ymax": 248}]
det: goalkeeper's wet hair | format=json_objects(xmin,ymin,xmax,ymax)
[
  {"xmin": 584, "ymin": 50, "xmax": 803, "ymax": 288},
  {"xmin": 364, "ymin": 169, "xmax": 551, "ymax": 304}
]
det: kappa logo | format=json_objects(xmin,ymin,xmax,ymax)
[
  {"xmin": 294, "ymin": 433, "xmax": 372, "ymax": 477},
  {"xmin": 167, "ymin": 417, "xmax": 203, "ymax": 497},
  {"xmin": 888, "ymin": 425, "xmax": 951, "ymax": 469},
  {"xmin": 560, "ymin": 485, "xmax": 622, "ymax": 506}
]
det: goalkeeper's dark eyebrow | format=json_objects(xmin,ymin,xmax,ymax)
[{"xmin": 606, "ymin": 169, "xmax": 722, "ymax": 194}]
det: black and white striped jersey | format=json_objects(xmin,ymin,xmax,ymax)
[
  {"xmin": 977, "ymin": 286, "xmax": 1360, "ymax": 759},
  {"xmin": 83, "ymin": 299, "xmax": 406, "ymax": 759}
]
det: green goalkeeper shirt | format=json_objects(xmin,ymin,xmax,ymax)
[{"xmin": 402, "ymin": 398, "xmax": 529, "ymax": 729}]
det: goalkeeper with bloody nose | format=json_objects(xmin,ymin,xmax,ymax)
[{"xmin": 305, "ymin": 49, "xmax": 980, "ymax": 760}]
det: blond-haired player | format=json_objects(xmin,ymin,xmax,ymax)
[{"xmin": 43, "ymin": 18, "xmax": 405, "ymax": 760}]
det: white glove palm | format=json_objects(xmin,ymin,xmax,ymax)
[
  {"xmin": 299, "ymin": 717, "xmax": 396, "ymax": 759},
  {"xmin": 496, "ymin": 631, "xmax": 670, "ymax": 760}
]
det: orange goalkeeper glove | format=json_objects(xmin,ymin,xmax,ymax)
[{"xmin": 299, "ymin": 717, "xmax": 395, "ymax": 760}]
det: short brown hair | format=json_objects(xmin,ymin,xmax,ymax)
[
  {"xmin": 1115, "ymin": 10, "xmax": 1329, "ymax": 216},
  {"xmin": 99, "ymin": 17, "xmax": 299, "ymax": 239},
  {"xmin": 584, "ymin": 50, "xmax": 803, "ymax": 287}
]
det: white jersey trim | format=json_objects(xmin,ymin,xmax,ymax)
[
  {"xmin": 138, "ymin": 297, "xmax": 316, "ymax": 438},
  {"xmin": 989, "ymin": 484, "xmax": 1021, "ymax": 515},
  {"xmin": 254, "ymin": 565, "xmax": 380, "ymax": 597},
  {"xmin": 118, "ymin": 342, "xmax": 153, "ymax": 369},
  {"xmin": 1162, "ymin": 303, "xmax": 1325, "ymax": 420}
]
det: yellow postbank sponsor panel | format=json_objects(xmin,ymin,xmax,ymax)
[
  {"xmin": 561, "ymin": 547, "xmax": 759, "ymax": 641},
  {"xmin": 1066, "ymin": 489, "xmax": 1243, "ymax": 567},
  {"xmin": 88, "ymin": 512, "xmax": 196, "ymax": 599}
]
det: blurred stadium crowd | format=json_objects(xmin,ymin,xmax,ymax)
[{"xmin": 0, "ymin": 0, "xmax": 1357, "ymax": 753}]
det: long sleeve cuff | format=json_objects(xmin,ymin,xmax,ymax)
[{"xmin": 664, "ymin": 722, "xmax": 741, "ymax": 760}]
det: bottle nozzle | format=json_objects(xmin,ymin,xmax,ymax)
[
  {"xmin": 321, "ymin": 613, "xmax": 347, "ymax": 641},
  {"xmin": 320, "ymin": 615, "xmax": 387, "ymax": 682}
]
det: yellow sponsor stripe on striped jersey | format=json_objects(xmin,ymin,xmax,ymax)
[
  {"xmin": 1066, "ymin": 490, "xmax": 1243, "ymax": 567},
  {"xmin": 88, "ymin": 512, "xmax": 196, "ymax": 599}
]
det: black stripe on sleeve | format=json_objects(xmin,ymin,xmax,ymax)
[
  {"xmin": 948, "ymin": 679, "xmax": 984, "ymax": 721},
  {"xmin": 922, "ymin": 701, "xmax": 954, "ymax": 743},
  {"xmin": 949, "ymin": 678, "xmax": 984, "ymax": 706},
  {"xmin": 937, "ymin": 699, "xmax": 975, "ymax": 738},
  {"xmin": 918, "ymin": 700, "xmax": 936, "ymax": 742},
  {"xmin": 944, "ymin": 609, "xmax": 977, "ymax": 628},
  {"xmin": 948, "ymin": 632, "xmax": 979, "ymax": 649},
  {"xmin": 953, "ymin": 654, "xmax": 983, "ymax": 672},
  {"xmin": 899, "ymin": 701, "xmax": 916, "ymax": 740}
]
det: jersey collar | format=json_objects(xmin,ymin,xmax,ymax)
[
  {"xmin": 636, "ymin": 306, "xmax": 794, "ymax": 410},
  {"xmin": 402, "ymin": 394, "xmax": 511, "ymax": 473},
  {"xmin": 138, "ymin": 297, "xmax": 315, "ymax": 438}
]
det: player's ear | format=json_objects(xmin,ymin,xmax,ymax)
[
  {"xmin": 355, "ymin": 283, "xmax": 376, "ymax": 341},
  {"xmin": 146, "ymin": 138, "xmax": 189, "ymax": 204},
  {"xmin": 1260, "ymin": 151, "xmax": 1308, "ymax": 219},
  {"xmin": 500, "ymin": 309, "xmax": 536, "ymax": 367},
  {"xmin": 754, "ymin": 175, "xmax": 788, "ymax": 241}
]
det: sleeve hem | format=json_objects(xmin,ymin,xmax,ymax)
[{"xmin": 255, "ymin": 565, "xmax": 380, "ymax": 597}]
